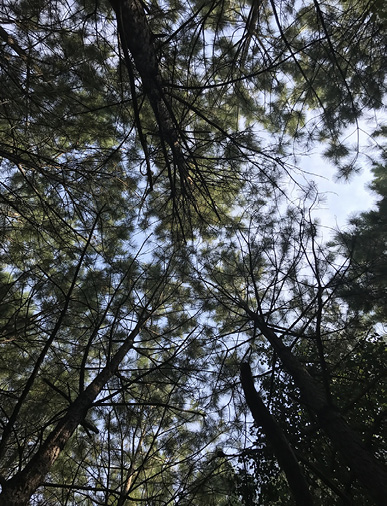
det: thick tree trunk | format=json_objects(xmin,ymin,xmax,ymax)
[
  {"xmin": 243, "ymin": 307, "xmax": 387, "ymax": 505},
  {"xmin": 240, "ymin": 363, "xmax": 314, "ymax": 506},
  {"xmin": 110, "ymin": 0, "xmax": 188, "ymax": 192},
  {"xmin": 0, "ymin": 322, "xmax": 143, "ymax": 506}
]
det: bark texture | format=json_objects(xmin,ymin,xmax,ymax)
[
  {"xmin": 110, "ymin": 0, "xmax": 189, "ymax": 194},
  {"xmin": 243, "ymin": 306, "xmax": 387, "ymax": 506},
  {"xmin": 240, "ymin": 362, "xmax": 314, "ymax": 506},
  {"xmin": 0, "ymin": 322, "xmax": 142, "ymax": 506}
]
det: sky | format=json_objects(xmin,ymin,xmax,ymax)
[
  {"xmin": 304, "ymin": 157, "xmax": 375, "ymax": 241},
  {"xmin": 298, "ymin": 115, "xmax": 384, "ymax": 240}
]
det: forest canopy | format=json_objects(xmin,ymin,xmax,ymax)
[{"xmin": 0, "ymin": 0, "xmax": 386, "ymax": 505}]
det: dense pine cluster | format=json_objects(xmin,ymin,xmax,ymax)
[{"xmin": 0, "ymin": 1, "xmax": 386, "ymax": 504}]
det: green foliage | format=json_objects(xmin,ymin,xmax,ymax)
[
  {"xmin": 334, "ymin": 157, "xmax": 387, "ymax": 319},
  {"xmin": 0, "ymin": 0, "xmax": 386, "ymax": 504}
]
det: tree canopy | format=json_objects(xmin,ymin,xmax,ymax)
[{"xmin": 0, "ymin": 0, "xmax": 386, "ymax": 505}]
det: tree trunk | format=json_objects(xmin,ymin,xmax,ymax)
[
  {"xmin": 110, "ymin": 0, "xmax": 188, "ymax": 192},
  {"xmin": 243, "ymin": 307, "xmax": 387, "ymax": 506},
  {"xmin": 0, "ymin": 321, "xmax": 143, "ymax": 506},
  {"xmin": 240, "ymin": 362, "xmax": 314, "ymax": 506}
]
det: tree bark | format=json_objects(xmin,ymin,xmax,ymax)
[
  {"xmin": 243, "ymin": 306, "xmax": 387, "ymax": 506},
  {"xmin": 110, "ymin": 0, "xmax": 188, "ymax": 192},
  {"xmin": 240, "ymin": 362, "xmax": 314, "ymax": 506},
  {"xmin": 0, "ymin": 321, "xmax": 143, "ymax": 506}
]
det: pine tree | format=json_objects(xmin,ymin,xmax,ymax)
[{"xmin": 0, "ymin": 0, "xmax": 386, "ymax": 504}]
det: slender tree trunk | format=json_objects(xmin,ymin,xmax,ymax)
[
  {"xmin": 240, "ymin": 362, "xmax": 314, "ymax": 506},
  {"xmin": 243, "ymin": 307, "xmax": 387, "ymax": 506},
  {"xmin": 0, "ymin": 321, "xmax": 143, "ymax": 506}
]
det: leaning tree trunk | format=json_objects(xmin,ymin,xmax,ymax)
[
  {"xmin": 109, "ymin": 0, "xmax": 190, "ymax": 197},
  {"xmin": 0, "ymin": 321, "xmax": 143, "ymax": 506},
  {"xmin": 240, "ymin": 362, "xmax": 314, "ymax": 506},
  {"xmin": 242, "ymin": 305, "xmax": 387, "ymax": 506}
]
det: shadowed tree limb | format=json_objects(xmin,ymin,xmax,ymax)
[
  {"xmin": 109, "ymin": 0, "xmax": 190, "ymax": 197},
  {"xmin": 241, "ymin": 305, "xmax": 387, "ymax": 506},
  {"xmin": 0, "ymin": 318, "xmax": 145, "ymax": 506},
  {"xmin": 240, "ymin": 362, "xmax": 314, "ymax": 506}
]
